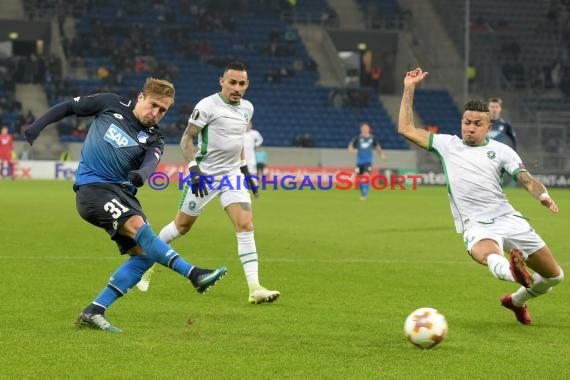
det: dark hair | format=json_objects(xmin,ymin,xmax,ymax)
[
  {"xmin": 488, "ymin": 97, "xmax": 502, "ymax": 106},
  {"xmin": 224, "ymin": 61, "xmax": 247, "ymax": 73},
  {"xmin": 464, "ymin": 99, "xmax": 489, "ymax": 113}
]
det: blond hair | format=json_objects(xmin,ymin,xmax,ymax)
[{"xmin": 142, "ymin": 77, "xmax": 175, "ymax": 105}]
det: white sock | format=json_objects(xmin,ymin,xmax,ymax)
[
  {"xmin": 237, "ymin": 231, "xmax": 260, "ymax": 290},
  {"xmin": 159, "ymin": 221, "xmax": 182, "ymax": 243},
  {"xmin": 511, "ymin": 269, "xmax": 565, "ymax": 306},
  {"xmin": 487, "ymin": 253, "xmax": 515, "ymax": 282}
]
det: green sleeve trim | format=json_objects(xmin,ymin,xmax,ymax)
[
  {"xmin": 511, "ymin": 167, "xmax": 526, "ymax": 180},
  {"xmin": 427, "ymin": 133, "xmax": 434, "ymax": 151}
]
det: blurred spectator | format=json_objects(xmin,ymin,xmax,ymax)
[
  {"xmin": 328, "ymin": 88, "xmax": 371, "ymax": 108},
  {"xmin": 134, "ymin": 57, "xmax": 145, "ymax": 73},
  {"xmin": 20, "ymin": 110, "xmax": 36, "ymax": 136},
  {"xmin": 293, "ymin": 133, "xmax": 314, "ymax": 147},
  {"xmin": 292, "ymin": 134, "xmax": 303, "ymax": 147}
]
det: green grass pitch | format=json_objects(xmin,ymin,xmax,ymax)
[{"xmin": 0, "ymin": 180, "xmax": 569, "ymax": 379}]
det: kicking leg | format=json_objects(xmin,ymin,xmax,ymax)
[
  {"xmin": 137, "ymin": 211, "xmax": 198, "ymax": 292},
  {"xmin": 501, "ymin": 246, "xmax": 564, "ymax": 324}
]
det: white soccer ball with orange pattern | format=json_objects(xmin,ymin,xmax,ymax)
[{"xmin": 404, "ymin": 307, "xmax": 448, "ymax": 349}]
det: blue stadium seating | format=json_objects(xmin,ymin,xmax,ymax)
[
  {"xmin": 54, "ymin": 0, "xmax": 408, "ymax": 149},
  {"xmin": 414, "ymin": 89, "xmax": 462, "ymax": 135}
]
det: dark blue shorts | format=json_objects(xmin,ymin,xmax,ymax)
[
  {"xmin": 75, "ymin": 183, "xmax": 147, "ymax": 254},
  {"xmin": 355, "ymin": 164, "xmax": 373, "ymax": 175}
]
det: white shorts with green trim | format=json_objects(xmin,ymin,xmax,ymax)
[
  {"xmin": 463, "ymin": 212, "xmax": 546, "ymax": 258},
  {"xmin": 178, "ymin": 174, "xmax": 252, "ymax": 216}
]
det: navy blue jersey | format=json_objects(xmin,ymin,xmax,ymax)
[
  {"xmin": 72, "ymin": 93, "xmax": 164, "ymax": 189},
  {"xmin": 350, "ymin": 135, "xmax": 378, "ymax": 165},
  {"xmin": 488, "ymin": 117, "xmax": 517, "ymax": 150}
]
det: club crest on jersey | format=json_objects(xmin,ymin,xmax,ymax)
[
  {"xmin": 487, "ymin": 151, "xmax": 496, "ymax": 159},
  {"xmin": 104, "ymin": 124, "xmax": 138, "ymax": 148},
  {"xmin": 137, "ymin": 131, "xmax": 149, "ymax": 144}
]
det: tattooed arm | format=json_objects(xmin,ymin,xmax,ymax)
[
  {"xmin": 180, "ymin": 122, "xmax": 200, "ymax": 163},
  {"xmin": 398, "ymin": 68, "xmax": 430, "ymax": 149},
  {"xmin": 516, "ymin": 171, "xmax": 559, "ymax": 213}
]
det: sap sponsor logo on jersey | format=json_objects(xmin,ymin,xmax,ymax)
[{"xmin": 104, "ymin": 124, "xmax": 138, "ymax": 148}]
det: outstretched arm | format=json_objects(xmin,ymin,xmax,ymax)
[
  {"xmin": 516, "ymin": 171, "xmax": 559, "ymax": 213},
  {"xmin": 398, "ymin": 68, "xmax": 430, "ymax": 149},
  {"xmin": 24, "ymin": 101, "xmax": 75, "ymax": 145}
]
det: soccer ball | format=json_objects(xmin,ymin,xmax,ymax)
[{"xmin": 404, "ymin": 307, "xmax": 448, "ymax": 349}]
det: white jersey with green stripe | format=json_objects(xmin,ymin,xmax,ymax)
[
  {"xmin": 428, "ymin": 133, "xmax": 526, "ymax": 233},
  {"xmin": 189, "ymin": 93, "xmax": 254, "ymax": 177}
]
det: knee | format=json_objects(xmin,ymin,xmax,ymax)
[
  {"xmin": 549, "ymin": 268, "xmax": 564, "ymax": 286},
  {"xmin": 236, "ymin": 220, "xmax": 253, "ymax": 232},
  {"xmin": 128, "ymin": 246, "xmax": 145, "ymax": 256},
  {"xmin": 470, "ymin": 250, "xmax": 491, "ymax": 266},
  {"xmin": 177, "ymin": 223, "xmax": 192, "ymax": 235}
]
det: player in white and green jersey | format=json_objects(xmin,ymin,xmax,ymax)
[
  {"xmin": 191, "ymin": 91, "xmax": 253, "ymax": 177},
  {"xmin": 398, "ymin": 68, "xmax": 563, "ymax": 325},
  {"xmin": 428, "ymin": 133, "xmax": 523, "ymax": 234},
  {"xmin": 137, "ymin": 61, "xmax": 280, "ymax": 304}
]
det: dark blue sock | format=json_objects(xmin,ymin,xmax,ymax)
[
  {"xmin": 93, "ymin": 256, "xmax": 154, "ymax": 309},
  {"xmin": 361, "ymin": 183, "xmax": 370, "ymax": 197},
  {"xmin": 134, "ymin": 223, "xmax": 194, "ymax": 277}
]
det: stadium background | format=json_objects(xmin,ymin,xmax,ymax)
[
  {"xmin": 1, "ymin": 0, "xmax": 569, "ymax": 183},
  {"xmin": 2, "ymin": 2, "xmax": 570, "ymax": 378}
]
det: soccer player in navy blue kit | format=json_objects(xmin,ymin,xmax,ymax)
[
  {"xmin": 488, "ymin": 97, "xmax": 518, "ymax": 186},
  {"xmin": 24, "ymin": 78, "xmax": 227, "ymax": 332},
  {"xmin": 487, "ymin": 98, "xmax": 517, "ymax": 151},
  {"xmin": 348, "ymin": 122, "xmax": 387, "ymax": 200}
]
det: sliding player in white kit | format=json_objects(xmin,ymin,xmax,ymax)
[
  {"xmin": 137, "ymin": 61, "xmax": 280, "ymax": 304},
  {"xmin": 398, "ymin": 68, "xmax": 563, "ymax": 325}
]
